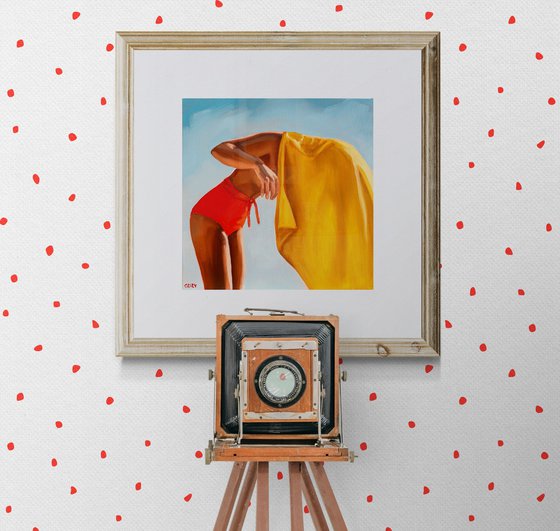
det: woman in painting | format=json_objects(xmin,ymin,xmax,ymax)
[{"xmin": 190, "ymin": 131, "xmax": 373, "ymax": 290}]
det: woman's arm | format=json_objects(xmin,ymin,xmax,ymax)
[{"xmin": 211, "ymin": 132, "xmax": 281, "ymax": 199}]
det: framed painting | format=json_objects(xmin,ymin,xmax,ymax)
[{"xmin": 116, "ymin": 31, "xmax": 440, "ymax": 357}]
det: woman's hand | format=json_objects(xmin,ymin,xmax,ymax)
[{"xmin": 255, "ymin": 161, "xmax": 279, "ymax": 199}]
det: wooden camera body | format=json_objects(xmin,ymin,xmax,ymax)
[{"xmin": 210, "ymin": 313, "xmax": 346, "ymax": 454}]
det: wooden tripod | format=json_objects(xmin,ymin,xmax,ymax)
[{"xmin": 213, "ymin": 461, "xmax": 347, "ymax": 531}]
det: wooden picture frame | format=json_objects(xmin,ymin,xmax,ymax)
[{"xmin": 116, "ymin": 31, "xmax": 440, "ymax": 358}]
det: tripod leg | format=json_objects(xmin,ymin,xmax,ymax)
[
  {"xmin": 256, "ymin": 462, "xmax": 269, "ymax": 531},
  {"xmin": 229, "ymin": 462, "xmax": 257, "ymax": 531},
  {"xmin": 214, "ymin": 462, "xmax": 247, "ymax": 531},
  {"xmin": 288, "ymin": 462, "xmax": 304, "ymax": 531},
  {"xmin": 301, "ymin": 463, "xmax": 329, "ymax": 531},
  {"xmin": 309, "ymin": 462, "xmax": 348, "ymax": 531}
]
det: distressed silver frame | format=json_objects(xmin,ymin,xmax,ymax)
[{"xmin": 116, "ymin": 32, "xmax": 440, "ymax": 357}]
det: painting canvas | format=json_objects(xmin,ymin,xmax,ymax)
[{"xmin": 182, "ymin": 98, "xmax": 374, "ymax": 290}]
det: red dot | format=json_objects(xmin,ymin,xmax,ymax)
[
  {"xmin": 195, "ymin": 450, "xmax": 203, "ymax": 459},
  {"xmin": 101, "ymin": 450, "xmax": 107, "ymax": 459},
  {"xmin": 488, "ymin": 128, "xmax": 495, "ymax": 137},
  {"xmin": 548, "ymin": 97, "xmax": 556, "ymax": 105},
  {"xmin": 458, "ymin": 43, "xmax": 467, "ymax": 52},
  {"xmin": 505, "ymin": 247, "xmax": 513, "ymax": 255},
  {"xmin": 55, "ymin": 68, "xmax": 63, "ymax": 75},
  {"xmin": 541, "ymin": 451, "xmax": 549, "ymax": 460},
  {"xmin": 135, "ymin": 482, "xmax": 142, "ymax": 491},
  {"xmin": 5, "ymin": 505, "xmax": 12, "ymax": 513},
  {"xmin": 445, "ymin": 320, "xmax": 453, "ymax": 329},
  {"xmin": 336, "ymin": 4, "xmax": 343, "ymax": 12},
  {"xmin": 145, "ymin": 440, "xmax": 151, "ymax": 447},
  {"xmin": 45, "ymin": 245, "xmax": 54, "ymax": 256},
  {"xmin": 7, "ymin": 442, "xmax": 14, "ymax": 451},
  {"xmin": 155, "ymin": 369, "xmax": 163, "ymax": 378},
  {"xmin": 359, "ymin": 441, "xmax": 368, "ymax": 451},
  {"xmin": 155, "ymin": 16, "xmax": 163, "ymax": 24},
  {"xmin": 68, "ymin": 133, "xmax": 77, "ymax": 142},
  {"xmin": 458, "ymin": 396, "xmax": 467, "ymax": 405},
  {"xmin": 81, "ymin": 263, "xmax": 89, "ymax": 269},
  {"xmin": 479, "ymin": 343, "xmax": 487, "ymax": 352},
  {"xmin": 537, "ymin": 493, "xmax": 545, "ymax": 502},
  {"xmin": 528, "ymin": 324, "xmax": 536, "ymax": 333},
  {"xmin": 535, "ymin": 52, "xmax": 543, "ymax": 60},
  {"xmin": 425, "ymin": 364, "xmax": 433, "ymax": 374},
  {"xmin": 508, "ymin": 16, "xmax": 516, "ymax": 24},
  {"xmin": 468, "ymin": 161, "xmax": 475, "ymax": 168},
  {"xmin": 366, "ymin": 494, "xmax": 373, "ymax": 503},
  {"xmin": 469, "ymin": 287, "xmax": 476, "ymax": 296},
  {"xmin": 369, "ymin": 392, "xmax": 377, "ymax": 401},
  {"xmin": 546, "ymin": 223, "xmax": 552, "ymax": 232},
  {"xmin": 7, "ymin": 88, "xmax": 14, "ymax": 97},
  {"xmin": 16, "ymin": 392, "xmax": 24, "ymax": 401},
  {"xmin": 517, "ymin": 288, "xmax": 525, "ymax": 296},
  {"xmin": 100, "ymin": 97, "xmax": 107, "ymax": 106},
  {"xmin": 92, "ymin": 320, "xmax": 100, "ymax": 328},
  {"xmin": 488, "ymin": 482, "xmax": 495, "ymax": 491},
  {"xmin": 16, "ymin": 39, "xmax": 24, "ymax": 48},
  {"xmin": 106, "ymin": 43, "xmax": 114, "ymax": 52},
  {"xmin": 537, "ymin": 140, "xmax": 545, "ymax": 149},
  {"xmin": 515, "ymin": 181, "xmax": 522, "ymax": 190},
  {"xmin": 51, "ymin": 458, "xmax": 58, "ymax": 467},
  {"xmin": 535, "ymin": 405, "xmax": 543, "ymax": 413},
  {"xmin": 453, "ymin": 450, "xmax": 460, "ymax": 459},
  {"xmin": 55, "ymin": 421, "xmax": 63, "ymax": 428},
  {"xmin": 408, "ymin": 420, "xmax": 416, "ymax": 429},
  {"xmin": 215, "ymin": 0, "xmax": 223, "ymax": 6},
  {"xmin": 279, "ymin": 19, "xmax": 286, "ymax": 27},
  {"xmin": 453, "ymin": 97, "xmax": 460, "ymax": 105},
  {"xmin": 68, "ymin": 193, "xmax": 76, "ymax": 201},
  {"xmin": 423, "ymin": 486, "xmax": 430, "ymax": 495},
  {"xmin": 425, "ymin": 11, "xmax": 433, "ymax": 20},
  {"xmin": 456, "ymin": 221, "xmax": 464, "ymax": 230},
  {"xmin": 3, "ymin": 309, "xmax": 9, "ymax": 317},
  {"xmin": 182, "ymin": 405, "xmax": 191, "ymax": 413},
  {"xmin": 304, "ymin": 505, "xmax": 309, "ymax": 514},
  {"xmin": 34, "ymin": 344, "xmax": 43, "ymax": 352},
  {"xmin": 277, "ymin": 471, "xmax": 283, "ymax": 480},
  {"xmin": 508, "ymin": 369, "xmax": 516, "ymax": 378},
  {"xmin": 72, "ymin": 11, "xmax": 80, "ymax": 20},
  {"xmin": 0, "ymin": 217, "xmax": 7, "ymax": 225},
  {"xmin": 103, "ymin": 220, "xmax": 111, "ymax": 229},
  {"xmin": 106, "ymin": 396, "xmax": 114, "ymax": 405},
  {"xmin": 468, "ymin": 515, "xmax": 475, "ymax": 522},
  {"xmin": 72, "ymin": 364, "xmax": 81, "ymax": 373},
  {"xmin": 10, "ymin": 274, "xmax": 18, "ymax": 283},
  {"xmin": 184, "ymin": 493, "xmax": 193, "ymax": 502},
  {"xmin": 497, "ymin": 86, "xmax": 504, "ymax": 93},
  {"xmin": 12, "ymin": 125, "xmax": 19, "ymax": 134},
  {"xmin": 33, "ymin": 173, "xmax": 40, "ymax": 184},
  {"xmin": 497, "ymin": 439, "xmax": 504, "ymax": 447},
  {"xmin": 70, "ymin": 486, "xmax": 77, "ymax": 495}
]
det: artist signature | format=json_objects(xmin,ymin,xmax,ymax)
[{"xmin": 183, "ymin": 283, "xmax": 198, "ymax": 289}]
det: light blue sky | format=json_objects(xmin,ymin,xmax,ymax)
[{"xmin": 182, "ymin": 98, "xmax": 373, "ymax": 289}]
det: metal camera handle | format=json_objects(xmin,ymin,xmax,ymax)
[{"xmin": 244, "ymin": 308, "xmax": 305, "ymax": 316}]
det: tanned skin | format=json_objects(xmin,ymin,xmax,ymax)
[{"xmin": 190, "ymin": 132, "xmax": 283, "ymax": 289}]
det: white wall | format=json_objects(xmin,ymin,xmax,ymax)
[{"xmin": 1, "ymin": 2, "xmax": 558, "ymax": 530}]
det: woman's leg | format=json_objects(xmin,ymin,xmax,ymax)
[
  {"xmin": 228, "ymin": 229, "xmax": 245, "ymax": 289},
  {"xmin": 190, "ymin": 214, "xmax": 232, "ymax": 289}
]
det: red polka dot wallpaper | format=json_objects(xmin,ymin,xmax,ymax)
[{"xmin": 1, "ymin": 2, "xmax": 558, "ymax": 530}]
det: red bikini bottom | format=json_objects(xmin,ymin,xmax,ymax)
[{"xmin": 191, "ymin": 177, "xmax": 260, "ymax": 236}]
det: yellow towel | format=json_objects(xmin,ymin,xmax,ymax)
[{"xmin": 275, "ymin": 131, "xmax": 373, "ymax": 290}]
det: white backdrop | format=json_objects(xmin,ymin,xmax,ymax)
[{"xmin": 1, "ymin": 2, "xmax": 558, "ymax": 530}]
